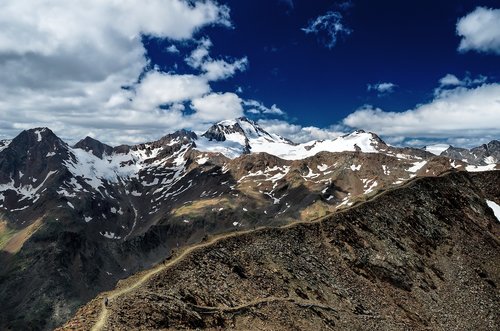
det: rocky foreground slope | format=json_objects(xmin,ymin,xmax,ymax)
[{"xmin": 61, "ymin": 171, "xmax": 500, "ymax": 331}]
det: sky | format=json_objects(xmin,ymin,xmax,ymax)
[{"xmin": 0, "ymin": 0, "xmax": 499, "ymax": 147}]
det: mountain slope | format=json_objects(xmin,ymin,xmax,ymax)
[
  {"xmin": 61, "ymin": 171, "xmax": 500, "ymax": 331},
  {"xmin": 0, "ymin": 123, "xmax": 498, "ymax": 330}
]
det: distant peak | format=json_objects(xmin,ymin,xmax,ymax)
[
  {"xmin": 74, "ymin": 136, "xmax": 113, "ymax": 158},
  {"xmin": 160, "ymin": 129, "xmax": 198, "ymax": 142}
]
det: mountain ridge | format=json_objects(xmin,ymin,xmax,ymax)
[
  {"xmin": 60, "ymin": 171, "xmax": 500, "ymax": 331},
  {"xmin": 0, "ymin": 119, "xmax": 499, "ymax": 330}
]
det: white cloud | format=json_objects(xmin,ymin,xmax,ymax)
[
  {"xmin": 191, "ymin": 93, "xmax": 244, "ymax": 122},
  {"xmin": 258, "ymin": 119, "xmax": 344, "ymax": 143},
  {"xmin": 439, "ymin": 74, "xmax": 462, "ymax": 86},
  {"xmin": 186, "ymin": 38, "xmax": 248, "ymax": 81},
  {"xmin": 302, "ymin": 11, "xmax": 352, "ymax": 49},
  {"xmin": 457, "ymin": 7, "xmax": 500, "ymax": 54},
  {"xmin": 166, "ymin": 45, "xmax": 180, "ymax": 54},
  {"xmin": 0, "ymin": 0, "xmax": 251, "ymax": 144},
  {"xmin": 243, "ymin": 100, "xmax": 285, "ymax": 116},
  {"xmin": 130, "ymin": 71, "xmax": 211, "ymax": 111},
  {"xmin": 367, "ymin": 82, "xmax": 397, "ymax": 94},
  {"xmin": 439, "ymin": 73, "xmax": 487, "ymax": 87},
  {"xmin": 343, "ymin": 83, "xmax": 500, "ymax": 138},
  {"xmin": 435, "ymin": 73, "xmax": 488, "ymax": 96}
]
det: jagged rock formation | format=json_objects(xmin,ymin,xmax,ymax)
[
  {"xmin": 439, "ymin": 140, "xmax": 500, "ymax": 166},
  {"xmin": 61, "ymin": 171, "xmax": 500, "ymax": 330},
  {"xmin": 0, "ymin": 120, "xmax": 498, "ymax": 330}
]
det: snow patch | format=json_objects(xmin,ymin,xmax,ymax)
[
  {"xmin": 466, "ymin": 164, "xmax": 497, "ymax": 172},
  {"xmin": 486, "ymin": 200, "xmax": 500, "ymax": 222},
  {"xmin": 317, "ymin": 164, "xmax": 329, "ymax": 172},
  {"xmin": 196, "ymin": 156, "xmax": 209, "ymax": 165},
  {"xmin": 408, "ymin": 161, "xmax": 427, "ymax": 173},
  {"xmin": 100, "ymin": 231, "xmax": 121, "ymax": 240},
  {"xmin": 0, "ymin": 140, "xmax": 11, "ymax": 152},
  {"xmin": 34, "ymin": 129, "xmax": 43, "ymax": 142},
  {"xmin": 350, "ymin": 164, "xmax": 361, "ymax": 171}
]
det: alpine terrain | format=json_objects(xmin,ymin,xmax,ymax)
[{"xmin": 0, "ymin": 118, "xmax": 499, "ymax": 330}]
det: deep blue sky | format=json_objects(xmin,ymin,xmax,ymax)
[{"xmin": 145, "ymin": 0, "xmax": 499, "ymax": 129}]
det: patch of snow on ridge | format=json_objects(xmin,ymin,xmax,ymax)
[
  {"xmin": 317, "ymin": 164, "xmax": 329, "ymax": 172},
  {"xmin": 350, "ymin": 164, "xmax": 361, "ymax": 171},
  {"xmin": 34, "ymin": 129, "xmax": 44, "ymax": 142},
  {"xmin": 100, "ymin": 231, "xmax": 121, "ymax": 240},
  {"xmin": 408, "ymin": 161, "xmax": 427, "ymax": 173},
  {"xmin": 486, "ymin": 200, "xmax": 500, "ymax": 222},
  {"xmin": 484, "ymin": 156, "xmax": 497, "ymax": 165},
  {"xmin": 0, "ymin": 140, "xmax": 11, "ymax": 152},
  {"xmin": 424, "ymin": 144, "xmax": 450, "ymax": 156},
  {"xmin": 196, "ymin": 156, "xmax": 209, "ymax": 165},
  {"xmin": 0, "ymin": 170, "xmax": 57, "ymax": 203},
  {"xmin": 466, "ymin": 164, "xmax": 497, "ymax": 172},
  {"xmin": 65, "ymin": 143, "xmax": 174, "ymax": 190}
]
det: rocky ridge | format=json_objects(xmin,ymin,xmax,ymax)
[
  {"xmin": 0, "ymin": 119, "xmax": 499, "ymax": 330},
  {"xmin": 61, "ymin": 171, "xmax": 500, "ymax": 331}
]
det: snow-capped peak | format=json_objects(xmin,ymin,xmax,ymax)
[
  {"xmin": 196, "ymin": 117, "xmax": 292, "ymax": 158},
  {"xmin": 194, "ymin": 118, "xmax": 389, "ymax": 160}
]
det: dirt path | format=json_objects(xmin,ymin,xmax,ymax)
[
  {"xmin": 91, "ymin": 228, "xmax": 259, "ymax": 331},
  {"xmin": 90, "ymin": 172, "xmax": 441, "ymax": 330},
  {"xmin": 188, "ymin": 296, "xmax": 340, "ymax": 314}
]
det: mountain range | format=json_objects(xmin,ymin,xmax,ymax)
[{"xmin": 0, "ymin": 117, "xmax": 499, "ymax": 330}]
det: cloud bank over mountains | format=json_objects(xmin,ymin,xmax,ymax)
[{"xmin": 0, "ymin": 1, "xmax": 498, "ymax": 148}]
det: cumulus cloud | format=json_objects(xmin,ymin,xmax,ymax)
[
  {"xmin": 456, "ymin": 7, "xmax": 500, "ymax": 54},
  {"xmin": 435, "ymin": 73, "xmax": 488, "ymax": 96},
  {"xmin": 0, "ymin": 0, "xmax": 247, "ymax": 144},
  {"xmin": 191, "ymin": 92, "xmax": 244, "ymax": 122},
  {"xmin": 130, "ymin": 71, "xmax": 211, "ymax": 111},
  {"xmin": 343, "ymin": 83, "xmax": 500, "ymax": 139},
  {"xmin": 258, "ymin": 119, "xmax": 345, "ymax": 143},
  {"xmin": 302, "ymin": 11, "xmax": 352, "ymax": 49},
  {"xmin": 166, "ymin": 45, "xmax": 180, "ymax": 54},
  {"xmin": 439, "ymin": 73, "xmax": 487, "ymax": 87},
  {"xmin": 439, "ymin": 74, "xmax": 462, "ymax": 87},
  {"xmin": 244, "ymin": 100, "xmax": 285, "ymax": 116},
  {"xmin": 367, "ymin": 82, "xmax": 397, "ymax": 95},
  {"xmin": 186, "ymin": 38, "xmax": 248, "ymax": 81}
]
